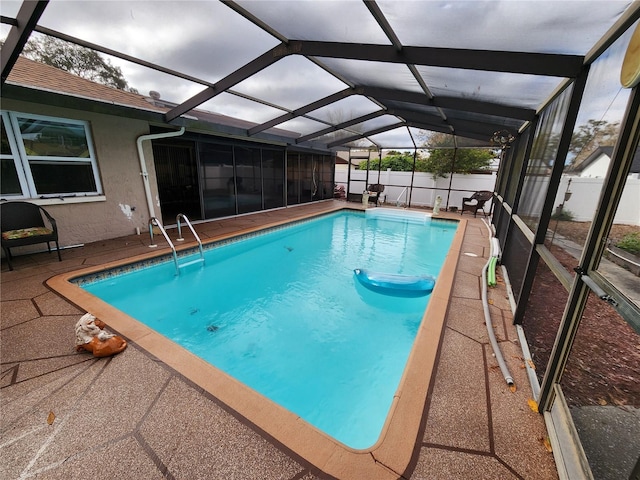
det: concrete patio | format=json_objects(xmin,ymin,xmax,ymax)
[{"xmin": 1, "ymin": 201, "xmax": 557, "ymax": 479}]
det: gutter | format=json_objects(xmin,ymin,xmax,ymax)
[{"xmin": 136, "ymin": 127, "xmax": 185, "ymax": 220}]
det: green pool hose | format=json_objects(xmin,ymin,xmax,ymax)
[{"xmin": 487, "ymin": 256, "xmax": 497, "ymax": 287}]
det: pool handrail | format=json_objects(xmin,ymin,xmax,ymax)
[
  {"xmin": 148, "ymin": 217, "xmax": 179, "ymax": 274},
  {"xmin": 175, "ymin": 213, "xmax": 205, "ymax": 264},
  {"xmin": 395, "ymin": 187, "xmax": 408, "ymax": 207}
]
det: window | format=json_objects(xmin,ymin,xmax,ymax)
[
  {"xmin": 0, "ymin": 111, "xmax": 102, "ymax": 198},
  {"xmin": 1, "ymin": 114, "xmax": 25, "ymax": 196}
]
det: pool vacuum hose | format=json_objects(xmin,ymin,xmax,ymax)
[{"xmin": 481, "ymin": 219, "xmax": 515, "ymax": 388}]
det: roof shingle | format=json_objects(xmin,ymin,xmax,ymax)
[{"xmin": 6, "ymin": 56, "xmax": 166, "ymax": 113}]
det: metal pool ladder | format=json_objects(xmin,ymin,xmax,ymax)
[{"xmin": 148, "ymin": 215, "xmax": 204, "ymax": 275}]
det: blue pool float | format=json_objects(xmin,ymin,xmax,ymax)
[{"xmin": 354, "ymin": 268, "xmax": 435, "ymax": 296}]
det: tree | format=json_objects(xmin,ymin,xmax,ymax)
[
  {"xmin": 568, "ymin": 119, "xmax": 620, "ymax": 166},
  {"xmin": 357, "ymin": 146, "xmax": 494, "ymax": 178},
  {"xmin": 22, "ymin": 35, "xmax": 136, "ymax": 92},
  {"xmin": 357, "ymin": 151, "xmax": 415, "ymax": 171},
  {"xmin": 416, "ymin": 131, "xmax": 494, "ymax": 178},
  {"xmin": 420, "ymin": 148, "xmax": 495, "ymax": 179},
  {"xmin": 527, "ymin": 119, "xmax": 620, "ymax": 169}
]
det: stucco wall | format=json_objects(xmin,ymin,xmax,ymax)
[{"xmin": 2, "ymin": 99, "xmax": 157, "ymax": 247}]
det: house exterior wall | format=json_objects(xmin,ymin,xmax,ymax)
[
  {"xmin": 578, "ymin": 153, "xmax": 610, "ymax": 178},
  {"xmin": 2, "ymin": 98, "xmax": 156, "ymax": 247}
]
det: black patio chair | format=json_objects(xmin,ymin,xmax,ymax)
[
  {"xmin": 1, "ymin": 201, "xmax": 61, "ymax": 271},
  {"xmin": 461, "ymin": 191, "xmax": 493, "ymax": 217}
]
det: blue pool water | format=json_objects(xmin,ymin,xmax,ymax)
[{"xmin": 81, "ymin": 210, "xmax": 457, "ymax": 449}]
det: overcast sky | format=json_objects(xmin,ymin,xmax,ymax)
[{"xmin": 1, "ymin": 1, "xmax": 636, "ymax": 149}]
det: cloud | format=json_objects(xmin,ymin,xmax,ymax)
[
  {"xmin": 235, "ymin": 0, "xmax": 390, "ymax": 44},
  {"xmin": 378, "ymin": 0, "xmax": 630, "ymax": 54},
  {"xmin": 233, "ymin": 56, "xmax": 347, "ymax": 110},
  {"xmin": 38, "ymin": 1, "xmax": 280, "ymax": 85}
]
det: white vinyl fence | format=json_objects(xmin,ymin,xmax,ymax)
[
  {"xmin": 335, "ymin": 168, "xmax": 640, "ymax": 227},
  {"xmin": 334, "ymin": 167, "xmax": 497, "ymax": 211},
  {"xmin": 554, "ymin": 176, "xmax": 639, "ymax": 226}
]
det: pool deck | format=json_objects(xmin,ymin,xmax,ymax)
[{"xmin": 1, "ymin": 201, "xmax": 558, "ymax": 480}]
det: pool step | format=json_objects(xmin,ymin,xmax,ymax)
[
  {"xmin": 178, "ymin": 258, "xmax": 205, "ymax": 269},
  {"xmin": 149, "ymin": 215, "xmax": 205, "ymax": 275}
]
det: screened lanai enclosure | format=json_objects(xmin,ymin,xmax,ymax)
[{"xmin": 2, "ymin": 1, "xmax": 640, "ymax": 478}]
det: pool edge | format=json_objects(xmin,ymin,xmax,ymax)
[
  {"xmin": 369, "ymin": 215, "xmax": 467, "ymax": 475},
  {"xmin": 46, "ymin": 208, "xmax": 467, "ymax": 480}
]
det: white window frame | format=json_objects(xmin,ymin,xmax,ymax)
[
  {"xmin": 1, "ymin": 111, "xmax": 30, "ymax": 199},
  {"xmin": 1, "ymin": 110, "xmax": 103, "ymax": 200}
]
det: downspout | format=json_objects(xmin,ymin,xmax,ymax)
[{"xmin": 136, "ymin": 127, "xmax": 186, "ymax": 220}]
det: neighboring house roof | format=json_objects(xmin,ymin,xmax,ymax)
[
  {"xmin": 571, "ymin": 146, "xmax": 613, "ymax": 173},
  {"xmin": 571, "ymin": 145, "xmax": 640, "ymax": 175}
]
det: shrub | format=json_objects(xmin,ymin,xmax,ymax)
[
  {"xmin": 616, "ymin": 232, "xmax": 640, "ymax": 255},
  {"xmin": 551, "ymin": 209, "xmax": 575, "ymax": 221}
]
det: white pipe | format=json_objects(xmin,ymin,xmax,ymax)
[
  {"xmin": 136, "ymin": 127, "xmax": 186, "ymax": 220},
  {"xmin": 482, "ymin": 218, "xmax": 514, "ymax": 386}
]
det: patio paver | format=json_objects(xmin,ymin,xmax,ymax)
[{"xmin": 1, "ymin": 201, "xmax": 557, "ymax": 479}]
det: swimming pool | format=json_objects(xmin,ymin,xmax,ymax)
[
  {"xmin": 49, "ymin": 206, "xmax": 466, "ymax": 478},
  {"xmin": 79, "ymin": 210, "xmax": 456, "ymax": 449}
]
